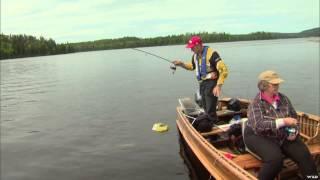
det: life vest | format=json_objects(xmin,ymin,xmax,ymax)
[{"xmin": 193, "ymin": 46, "xmax": 215, "ymax": 81}]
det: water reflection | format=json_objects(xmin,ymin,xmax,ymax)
[{"xmin": 178, "ymin": 131, "xmax": 211, "ymax": 180}]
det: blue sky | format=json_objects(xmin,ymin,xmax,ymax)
[{"xmin": 1, "ymin": 0, "xmax": 319, "ymax": 43}]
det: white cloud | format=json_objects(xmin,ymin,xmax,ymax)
[{"xmin": 1, "ymin": 0, "xmax": 319, "ymax": 43}]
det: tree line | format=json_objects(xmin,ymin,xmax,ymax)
[
  {"xmin": 69, "ymin": 31, "xmax": 278, "ymax": 52},
  {"xmin": 0, "ymin": 34, "xmax": 74, "ymax": 59},
  {"xmin": 1, "ymin": 27, "xmax": 319, "ymax": 60}
]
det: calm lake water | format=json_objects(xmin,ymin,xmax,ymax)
[{"xmin": 1, "ymin": 38, "xmax": 319, "ymax": 180}]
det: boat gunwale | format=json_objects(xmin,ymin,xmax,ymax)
[{"xmin": 176, "ymin": 106, "xmax": 257, "ymax": 180}]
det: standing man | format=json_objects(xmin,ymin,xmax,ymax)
[{"xmin": 173, "ymin": 36, "xmax": 228, "ymax": 122}]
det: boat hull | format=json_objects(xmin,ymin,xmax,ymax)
[
  {"xmin": 176, "ymin": 98, "xmax": 320, "ymax": 180},
  {"xmin": 176, "ymin": 106, "xmax": 257, "ymax": 180}
]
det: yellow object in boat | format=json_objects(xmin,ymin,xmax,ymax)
[{"xmin": 152, "ymin": 123, "xmax": 169, "ymax": 132}]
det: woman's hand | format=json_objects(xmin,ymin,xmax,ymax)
[
  {"xmin": 283, "ymin": 117, "xmax": 298, "ymax": 126},
  {"xmin": 283, "ymin": 118, "xmax": 298, "ymax": 141}
]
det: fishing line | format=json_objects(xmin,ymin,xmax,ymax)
[
  {"xmin": 132, "ymin": 48, "xmax": 172, "ymax": 63},
  {"xmin": 132, "ymin": 48, "xmax": 177, "ymax": 73}
]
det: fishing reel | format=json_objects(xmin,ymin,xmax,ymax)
[
  {"xmin": 170, "ymin": 65, "xmax": 177, "ymax": 74},
  {"xmin": 285, "ymin": 127, "xmax": 297, "ymax": 136}
]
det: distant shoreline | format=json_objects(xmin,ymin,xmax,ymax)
[
  {"xmin": 307, "ymin": 36, "xmax": 320, "ymax": 42},
  {"xmin": 1, "ymin": 37, "xmax": 319, "ymax": 61},
  {"xmin": 1, "ymin": 27, "xmax": 319, "ymax": 60}
]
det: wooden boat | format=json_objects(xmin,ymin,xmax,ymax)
[{"xmin": 176, "ymin": 97, "xmax": 320, "ymax": 180}]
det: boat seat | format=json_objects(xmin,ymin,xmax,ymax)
[
  {"xmin": 201, "ymin": 116, "xmax": 247, "ymax": 137},
  {"xmin": 201, "ymin": 124, "xmax": 231, "ymax": 137},
  {"xmin": 232, "ymin": 143, "xmax": 320, "ymax": 170},
  {"xmin": 216, "ymin": 109, "xmax": 244, "ymax": 117},
  {"xmin": 178, "ymin": 97, "xmax": 203, "ymax": 116},
  {"xmin": 201, "ymin": 109, "xmax": 246, "ymax": 137}
]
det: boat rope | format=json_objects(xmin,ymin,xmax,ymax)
[{"xmin": 182, "ymin": 113, "xmax": 197, "ymax": 124}]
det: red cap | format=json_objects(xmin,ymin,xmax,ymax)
[{"xmin": 186, "ymin": 36, "xmax": 202, "ymax": 48}]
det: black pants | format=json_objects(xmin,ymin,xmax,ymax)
[
  {"xmin": 244, "ymin": 126, "xmax": 318, "ymax": 180},
  {"xmin": 199, "ymin": 80, "xmax": 217, "ymax": 122}
]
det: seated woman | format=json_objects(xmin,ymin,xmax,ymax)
[{"xmin": 243, "ymin": 70, "xmax": 318, "ymax": 180}]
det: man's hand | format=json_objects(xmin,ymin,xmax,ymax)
[
  {"xmin": 210, "ymin": 72, "xmax": 218, "ymax": 79},
  {"xmin": 212, "ymin": 85, "xmax": 222, "ymax": 97},
  {"xmin": 172, "ymin": 60, "xmax": 184, "ymax": 67}
]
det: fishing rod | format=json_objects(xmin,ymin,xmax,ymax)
[
  {"xmin": 263, "ymin": 116, "xmax": 319, "ymax": 127},
  {"xmin": 132, "ymin": 48, "xmax": 177, "ymax": 73},
  {"xmin": 298, "ymin": 122, "xmax": 320, "ymax": 127}
]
